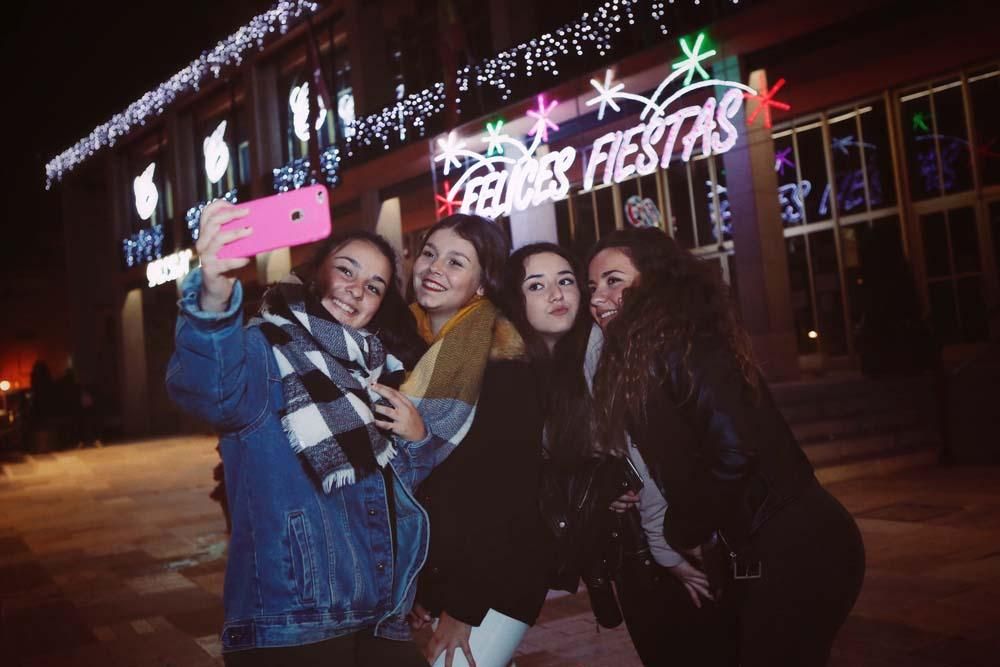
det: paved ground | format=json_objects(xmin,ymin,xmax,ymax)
[{"xmin": 1, "ymin": 436, "xmax": 999, "ymax": 666}]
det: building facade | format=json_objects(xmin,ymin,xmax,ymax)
[{"xmin": 51, "ymin": 0, "xmax": 1000, "ymax": 437}]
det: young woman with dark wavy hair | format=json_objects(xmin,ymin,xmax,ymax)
[{"xmin": 587, "ymin": 228, "xmax": 865, "ymax": 666}]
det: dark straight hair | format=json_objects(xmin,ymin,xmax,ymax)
[
  {"xmin": 419, "ymin": 213, "xmax": 509, "ymax": 304},
  {"xmin": 308, "ymin": 230, "xmax": 426, "ymax": 369},
  {"xmin": 504, "ymin": 242, "xmax": 595, "ymax": 464}
]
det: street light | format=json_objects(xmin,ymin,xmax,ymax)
[{"xmin": 0, "ymin": 379, "xmax": 10, "ymax": 421}]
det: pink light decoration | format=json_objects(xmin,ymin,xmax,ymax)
[
  {"xmin": 527, "ymin": 94, "xmax": 560, "ymax": 143},
  {"xmin": 744, "ymin": 78, "xmax": 791, "ymax": 129}
]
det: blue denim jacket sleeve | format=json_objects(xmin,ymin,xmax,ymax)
[
  {"xmin": 165, "ymin": 268, "xmax": 265, "ymax": 432},
  {"xmin": 391, "ymin": 431, "xmax": 450, "ymax": 488}
]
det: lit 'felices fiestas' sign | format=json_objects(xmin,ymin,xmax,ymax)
[{"xmin": 433, "ymin": 34, "xmax": 759, "ymax": 220}]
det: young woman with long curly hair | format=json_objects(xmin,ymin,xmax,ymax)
[
  {"xmin": 504, "ymin": 242, "xmax": 726, "ymax": 666},
  {"xmin": 588, "ymin": 228, "xmax": 865, "ymax": 666}
]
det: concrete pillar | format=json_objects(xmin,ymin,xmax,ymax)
[
  {"xmin": 346, "ymin": 1, "xmax": 393, "ymax": 116},
  {"xmin": 376, "ymin": 197, "xmax": 403, "ymax": 254},
  {"xmin": 120, "ymin": 287, "xmax": 150, "ymax": 436},
  {"xmin": 249, "ymin": 62, "xmax": 283, "ymax": 199},
  {"xmin": 360, "ymin": 188, "xmax": 382, "ymax": 233},
  {"xmin": 715, "ymin": 58, "xmax": 799, "ymax": 380},
  {"xmin": 60, "ymin": 158, "xmax": 120, "ymax": 406},
  {"xmin": 259, "ymin": 249, "xmax": 292, "ymax": 286},
  {"xmin": 167, "ymin": 113, "xmax": 196, "ymax": 252}
]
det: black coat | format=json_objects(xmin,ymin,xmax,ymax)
[
  {"xmin": 632, "ymin": 336, "xmax": 816, "ymax": 550},
  {"xmin": 415, "ymin": 359, "xmax": 551, "ymax": 627}
]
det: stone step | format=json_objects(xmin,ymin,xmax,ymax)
[
  {"xmin": 802, "ymin": 428, "xmax": 934, "ymax": 467},
  {"xmin": 814, "ymin": 446, "xmax": 940, "ymax": 485},
  {"xmin": 790, "ymin": 408, "xmax": 924, "ymax": 443}
]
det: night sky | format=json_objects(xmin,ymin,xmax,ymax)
[{"xmin": 1, "ymin": 0, "xmax": 274, "ymax": 360}]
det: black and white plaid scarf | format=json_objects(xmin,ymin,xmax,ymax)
[{"xmin": 253, "ymin": 274, "xmax": 404, "ymax": 492}]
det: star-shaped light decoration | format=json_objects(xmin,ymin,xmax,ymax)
[
  {"xmin": 483, "ymin": 119, "xmax": 506, "ymax": 157},
  {"xmin": 527, "ymin": 94, "xmax": 560, "ymax": 144},
  {"xmin": 586, "ymin": 69, "xmax": 624, "ymax": 120},
  {"xmin": 435, "ymin": 180, "xmax": 458, "ymax": 218},
  {"xmin": 435, "ymin": 131, "xmax": 466, "ymax": 175},
  {"xmin": 671, "ymin": 33, "xmax": 716, "ymax": 87},
  {"xmin": 831, "ymin": 135, "xmax": 855, "ymax": 156},
  {"xmin": 774, "ymin": 147, "xmax": 795, "ymax": 175},
  {"xmin": 744, "ymin": 77, "xmax": 791, "ymax": 129}
]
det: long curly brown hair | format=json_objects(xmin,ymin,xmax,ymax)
[{"xmin": 590, "ymin": 228, "xmax": 757, "ymax": 453}]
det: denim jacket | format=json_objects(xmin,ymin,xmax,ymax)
[{"xmin": 166, "ymin": 269, "xmax": 439, "ymax": 652}]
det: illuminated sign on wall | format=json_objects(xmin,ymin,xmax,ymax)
[
  {"xmin": 204, "ymin": 120, "xmax": 230, "ymax": 184},
  {"xmin": 134, "ymin": 162, "xmax": 159, "ymax": 221},
  {"xmin": 624, "ymin": 195, "xmax": 662, "ymax": 228},
  {"xmin": 289, "ymin": 82, "xmax": 327, "ymax": 142},
  {"xmin": 433, "ymin": 33, "xmax": 762, "ymax": 220},
  {"xmin": 146, "ymin": 249, "xmax": 194, "ymax": 288}
]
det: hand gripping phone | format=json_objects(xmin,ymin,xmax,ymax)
[{"xmin": 217, "ymin": 184, "xmax": 332, "ymax": 259}]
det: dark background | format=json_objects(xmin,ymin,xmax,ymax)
[{"xmin": 0, "ymin": 0, "xmax": 274, "ymax": 377}]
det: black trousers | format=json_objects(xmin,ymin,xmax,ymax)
[
  {"xmin": 734, "ymin": 482, "xmax": 865, "ymax": 667},
  {"xmin": 223, "ymin": 630, "xmax": 429, "ymax": 667},
  {"xmin": 615, "ymin": 557, "xmax": 737, "ymax": 667},
  {"xmin": 614, "ymin": 482, "xmax": 864, "ymax": 667}
]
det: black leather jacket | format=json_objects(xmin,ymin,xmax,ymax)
[
  {"xmin": 632, "ymin": 336, "xmax": 817, "ymax": 551},
  {"xmin": 539, "ymin": 455, "xmax": 650, "ymax": 628}
]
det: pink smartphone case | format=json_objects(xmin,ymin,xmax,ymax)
[{"xmin": 217, "ymin": 184, "xmax": 332, "ymax": 259}]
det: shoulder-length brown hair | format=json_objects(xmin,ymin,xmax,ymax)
[
  {"xmin": 589, "ymin": 228, "xmax": 757, "ymax": 452},
  {"xmin": 418, "ymin": 213, "xmax": 510, "ymax": 304}
]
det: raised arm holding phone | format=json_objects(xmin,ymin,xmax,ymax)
[{"xmin": 167, "ymin": 196, "xmax": 438, "ymax": 666}]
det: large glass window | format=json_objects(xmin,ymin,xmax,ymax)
[
  {"xmin": 919, "ymin": 206, "xmax": 987, "ymax": 343},
  {"xmin": 901, "ymin": 80, "xmax": 975, "ymax": 200},
  {"xmin": 858, "ymin": 100, "xmax": 897, "ymax": 209},
  {"xmin": 969, "ymin": 69, "xmax": 1000, "ymax": 186},
  {"xmin": 773, "ymin": 99, "xmax": 909, "ymax": 357}
]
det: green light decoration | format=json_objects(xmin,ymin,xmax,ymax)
[
  {"xmin": 484, "ymin": 119, "xmax": 506, "ymax": 156},
  {"xmin": 912, "ymin": 111, "xmax": 930, "ymax": 133},
  {"xmin": 671, "ymin": 32, "xmax": 716, "ymax": 86}
]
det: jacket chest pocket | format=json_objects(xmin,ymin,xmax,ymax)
[{"xmin": 287, "ymin": 511, "xmax": 317, "ymax": 606}]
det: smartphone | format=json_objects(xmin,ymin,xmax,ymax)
[
  {"xmin": 216, "ymin": 184, "xmax": 332, "ymax": 259},
  {"xmin": 622, "ymin": 455, "xmax": 645, "ymax": 492}
]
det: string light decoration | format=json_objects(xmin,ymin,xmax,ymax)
[
  {"xmin": 45, "ymin": 0, "xmax": 320, "ymax": 188},
  {"xmin": 185, "ymin": 188, "xmax": 239, "ymax": 243},
  {"xmin": 122, "ymin": 225, "xmax": 166, "ymax": 269},
  {"xmin": 272, "ymin": 145, "xmax": 341, "ymax": 192},
  {"xmin": 50, "ymin": 0, "xmax": 746, "ymax": 186},
  {"xmin": 344, "ymin": 0, "xmax": 743, "ymax": 155},
  {"xmin": 343, "ymin": 84, "xmax": 446, "ymax": 156}
]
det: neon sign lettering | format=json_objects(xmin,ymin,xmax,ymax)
[
  {"xmin": 434, "ymin": 41, "xmax": 759, "ymax": 220},
  {"xmin": 146, "ymin": 249, "xmax": 193, "ymax": 288}
]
